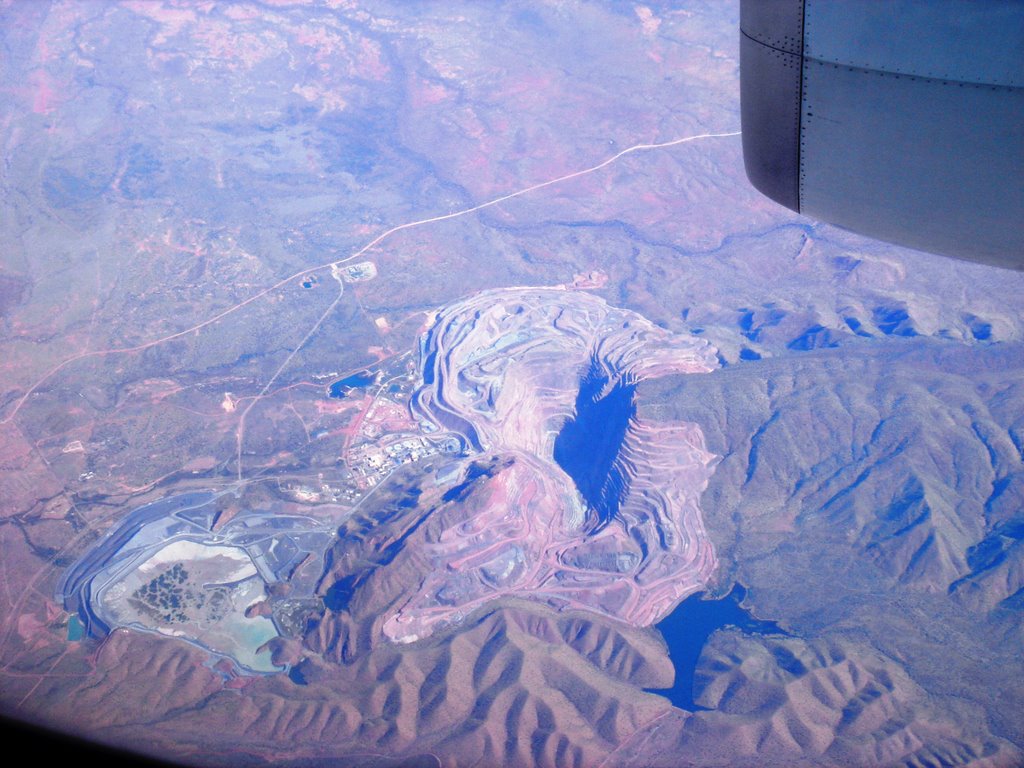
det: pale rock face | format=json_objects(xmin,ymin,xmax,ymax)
[{"xmin": 384, "ymin": 287, "xmax": 721, "ymax": 641}]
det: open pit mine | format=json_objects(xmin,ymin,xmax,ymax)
[{"xmin": 320, "ymin": 287, "xmax": 722, "ymax": 644}]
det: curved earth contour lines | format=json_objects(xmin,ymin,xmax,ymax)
[{"xmin": 383, "ymin": 287, "xmax": 721, "ymax": 642}]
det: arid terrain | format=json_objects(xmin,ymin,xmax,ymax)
[{"xmin": 1, "ymin": 1, "xmax": 1022, "ymax": 767}]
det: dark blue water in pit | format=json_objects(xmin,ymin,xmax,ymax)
[
  {"xmin": 647, "ymin": 584, "xmax": 782, "ymax": 711},
  {"xmin": 553, "ymin": 356, "xmax": 635, "ymax": 530}
]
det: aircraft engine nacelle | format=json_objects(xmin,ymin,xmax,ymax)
[{"xmin": 740, "ymin": 0, "xmax": 1024, "ymax": 269}]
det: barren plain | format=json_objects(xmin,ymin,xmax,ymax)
[{"xmin": 1, "ymin": 2, "xmax": 1022, "ymax": 767}]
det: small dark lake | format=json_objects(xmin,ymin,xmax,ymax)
[
  {"xmin": 648, "ymin": 584, "xmax": 782, "ymax": 710},
  {"xmin": 328, "ymin": 371, "xmax": 376, "ymax": 398}
]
